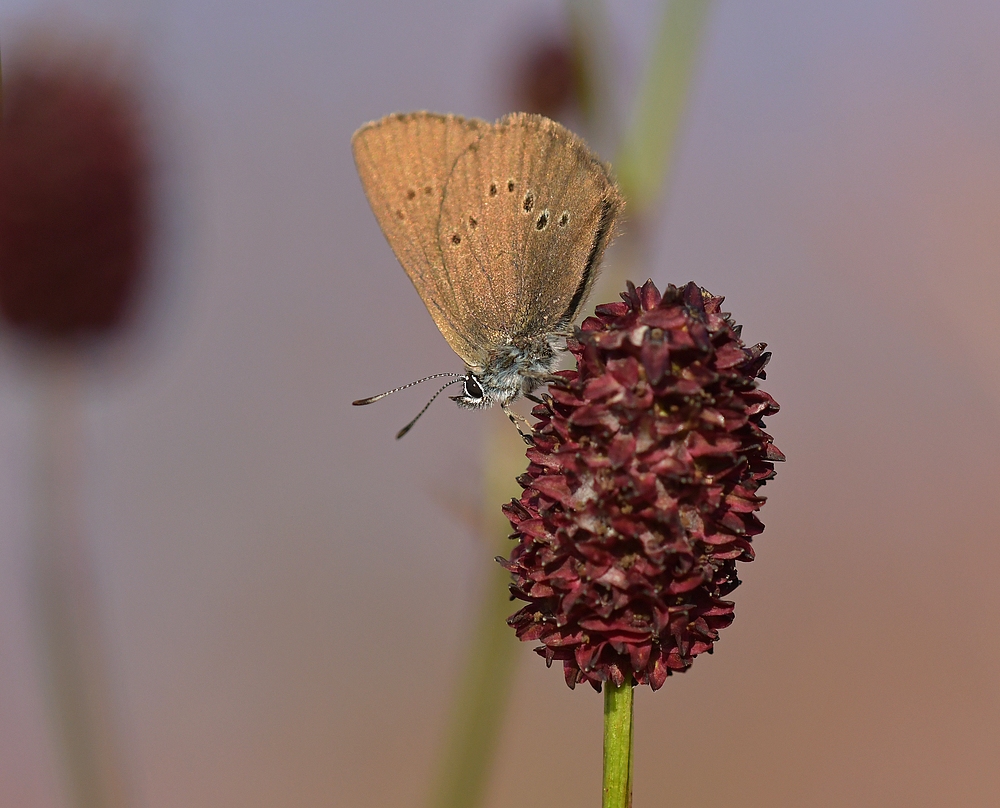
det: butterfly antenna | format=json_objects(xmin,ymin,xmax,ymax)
[
  {"xmin": 395, "ymin": 378, "xmax": 464, "ymax": 439},
  {"xmin": 352, "ymin": 372, "xmax": 462, "ymax": 406}
]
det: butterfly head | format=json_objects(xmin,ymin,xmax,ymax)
[
  {"xmin": 451, "ymin": 334, "xmax": 560, "ymax": 410},
  {"xmin": 449, "ymin": 368, "xmax": 523, "ymax": 410}
]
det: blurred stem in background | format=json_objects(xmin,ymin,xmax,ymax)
[
  {"xmin": 425, "ymin": 3, "xmax": 713, "ymax": 807},
  {"xmin": 425, "ymin": 413, "xmax": 527, "ymax": 808},
  {"xmin": 614, "ymin": 0, "xmax": 713, "ymax": 213},
  {"xmin": 32, "ymin": 351, "xmax": 133, "ymax": 808}
]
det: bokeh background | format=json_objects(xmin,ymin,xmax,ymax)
[{"xmin": 2, "ymin": 1, "xmax": 999, "ymax": 806}]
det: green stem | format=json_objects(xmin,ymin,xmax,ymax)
[{"xmin": 602, "ymin": 680, "xmax": 635, "ymax": 808}]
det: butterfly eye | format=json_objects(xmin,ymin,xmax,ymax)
[{"xmin": 464, "ymin": 374, "xmax": 484, "ymax": 400}]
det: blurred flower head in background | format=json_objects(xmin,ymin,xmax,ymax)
[
  {"xmin": 510, "ymin": 37, "xmax": 582, "ymax": 121},
  {"xmin": 0, "ymin": 35, "xmax": 151, "ymax": 342},
  {"xmin": 503, "ymin": 280, "xmax": 783, "ymax": 691}
]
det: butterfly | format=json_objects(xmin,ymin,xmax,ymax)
[{"xmin": 351, "ymin": 111, "xmax": 624, "ymax": 438}]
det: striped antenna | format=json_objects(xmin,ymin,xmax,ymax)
[
  {"xmin": 395, "ymin": 378, "xmax": 465, "ymax": 439},
  {"xmin": 352, "ymin": 372, "xmax": 462, "ymax": 406}
]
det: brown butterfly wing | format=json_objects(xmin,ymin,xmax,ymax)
[
  {"xmin": 352, "ymin": 112, "xmax": 487, "ymax": 365},
  {"xmin": 436, "ymin": 113, "xmax": 624, "ymax": 349}
]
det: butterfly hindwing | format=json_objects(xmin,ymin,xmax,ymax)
[{"xmin": 437, "ymin": 113, "xmax": 624, "ymax": 346}]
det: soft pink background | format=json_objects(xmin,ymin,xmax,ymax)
[{"xmin": 1, "ymin": 1, "xmax": 998, "ymax": 806}]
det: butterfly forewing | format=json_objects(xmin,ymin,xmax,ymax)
[
  {"xmin": 352, "ymin": 112, "xmax": 486, "ymax": 365},
  {"xmin": 437, "ymin": 113, "xmax": 624, "ymax": 345}
]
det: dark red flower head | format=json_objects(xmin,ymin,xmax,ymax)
[
  {"xmin": 512, "ymin": 39, "xmax": 580, "ymax": 120},
  {"xmin": 501, "ymin": 280, "xmax": 784, "ymax": 691},
  {"xmin": 0, "ymin": 45, "xmax": 151, "ymax": 340}
]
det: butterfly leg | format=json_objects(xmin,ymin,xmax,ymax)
[{"xmin": 502, "ymin": 402, "xmax": 534, "ymax": 445}]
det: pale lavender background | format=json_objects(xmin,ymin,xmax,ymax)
[{"xmin": 1, "ymin": 1, "xmax": 999, "ymax": 806}]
